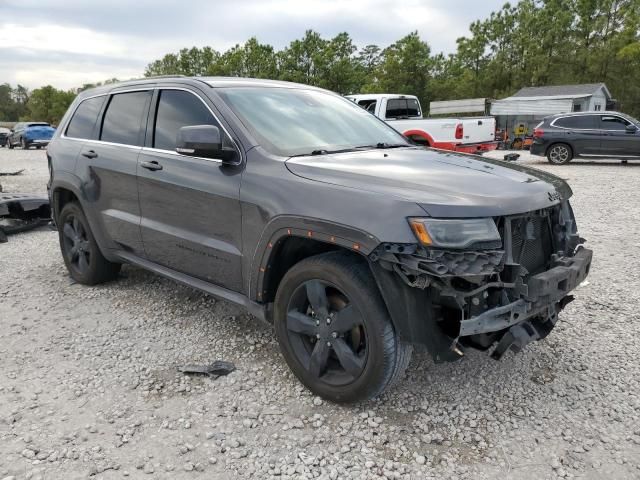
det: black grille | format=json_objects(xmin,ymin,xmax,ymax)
[{"xmin": 510, "ymin": 215, "xmax": 552, "ymax": 274}]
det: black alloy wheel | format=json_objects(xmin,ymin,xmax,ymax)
[
  {"xmin": 57, "ymin": 202, "xmax": 121, "ymax": 284},
  {"xmin": 285, "ymin": 279, "xmax": 367, "ymax": 385},
  {"xmin": 274, "ymin": 252, "xmax": 412, "ymax": 403},
  {"xmin": 62, "ymin": 213, "xmax": 91, "ymax": 275}
]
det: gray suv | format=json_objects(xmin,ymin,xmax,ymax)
[
  {"xmin": 48, "ymin": 77, "xmax": 592, "ymax": 402},
  {"xmin": 531, "ymin": 111, "xmax": 640, "ymax": 164}
]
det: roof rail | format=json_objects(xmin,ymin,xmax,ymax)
[{"xmin": 122, "ymin": 75, "xmax": 188, "ymax": 82}]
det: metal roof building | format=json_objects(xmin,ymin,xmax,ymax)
[{"xmin": 491, "ymin": 83, "xmax": 613, "ymax": 116}]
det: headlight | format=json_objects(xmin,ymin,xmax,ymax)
[{"xmin": 408, "ymin": 217, "xmax": 501, "ymax": 249}]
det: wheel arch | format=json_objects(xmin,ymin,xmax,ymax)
[
  {"xmin": 403, "ymin": 129, "xmax": 433, "ymax": 147},
  {"xmin": 51, "ymin": 181, "xmax": 83, "ymax": 225},
  {"xmin": 250, "ymin": 217, "xmax": 380, "ymax": 306}
]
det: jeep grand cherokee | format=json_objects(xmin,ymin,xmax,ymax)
[{"xmin": 47, "ymin": 77, "xmax": 592, "ymax": 403}]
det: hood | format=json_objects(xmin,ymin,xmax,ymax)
[{"xmin": 285, "ymin": 147, "xmax": 572, "ymax": 217}]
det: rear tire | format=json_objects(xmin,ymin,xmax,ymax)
[
  {"xmin": 274, "ymin": 251, "xmax": 412, "ymax": 403},
  {"xmin": 21, "ymin": 137, "xmax": 28, "ymax": 149},
  {"xmin": 547, "ymin": 143, "xmax": 573, "ymax": 165},
  {"xmin": 58, "ymin": 202, "xmax": 121, "ymax": 285},
  {"xmin": 7, "ymin": 139, "xmax": 13, "ymax": 149}
]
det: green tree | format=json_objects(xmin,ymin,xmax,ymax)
[
  {"xmin": 26, "ymin": 86, "xmax": 75, "ymax": 125},
  {"xmin": 373, "ymin": 32, "xmax": 432, "ymax": 106},
  {"xmin": 278, "ymin": 30, "xmax": 329, "ymax": 85},
  {"xmin": 209, "ymin": 38, "xmax": 278, "ymax": 78}
]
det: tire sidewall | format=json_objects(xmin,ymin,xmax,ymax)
[
  {"xmin": 274, "ymin": 255, "xmax": 396, "ymax": 403},
  {"xmin": 58, "ymin": 203, "xmax": 102, "ymax": 284}
]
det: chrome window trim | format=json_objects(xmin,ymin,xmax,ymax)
[
  {"xmin": 60, "ymin": 86, "xmax": 243, "ymax": 165},
  {"xmin": 550, "ymin": 113, "xmax": 632, "ymax": 132},
  {"xmin": 140, "ymin": 146, "xmax": 223, "ymax": 164}
]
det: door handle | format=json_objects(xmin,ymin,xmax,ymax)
[
  {"xmin": 140, "ymin": 160, "xmax": 163, "ymax": 171},
  {"xmin": 82, "ymin": 150, "xmax": 98, "ymax": 159}
]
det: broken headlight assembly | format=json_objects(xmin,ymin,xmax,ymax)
[{"xmin": 408, "ymin": 217, "xmax": 501, "ymax": 249}]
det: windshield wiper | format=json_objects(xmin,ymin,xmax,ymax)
[
  {"xmin": 354, "ymin": 143, "xmax": 408, "ymax": 150},
  {"xmin": 289, "ymin": 143, "xmax": 408, "ymax": 158}
]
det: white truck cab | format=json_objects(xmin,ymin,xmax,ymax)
[{"xmin": 346, "ymin": 94, "xmax": 498, "ymax": 154}]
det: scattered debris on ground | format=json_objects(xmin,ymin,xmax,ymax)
[
  {"xmin": 178, "ymin": 360, "xmax": 236, "ymax": 379},
  {"xmin": 0, "ymin": 192, "xmax": 51, "ymax": 243}
]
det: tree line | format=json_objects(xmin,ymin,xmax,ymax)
[{"xmin": 1, "ymin": 0, "xmax": 639, "ymax": 125}]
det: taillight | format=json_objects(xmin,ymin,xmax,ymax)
[
  {"xmin": 533, "ymin": 128, "xmax": 544, "ymax": 138},
  {"xmin": 455, "ymin": 123, "xmax": 463, "ymax": 139}
]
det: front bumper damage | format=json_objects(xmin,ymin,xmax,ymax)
[{"xmin": 369, "ymin": 201, "xmax": 592, "ymax": 361}]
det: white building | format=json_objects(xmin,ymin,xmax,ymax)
[{"xmin": 491, "ymin": 83, "xmax": 613, "ymax": 116}]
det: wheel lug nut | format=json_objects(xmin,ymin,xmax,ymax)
[
  {"xmin": 332, "ymin": 332, "xmax": 338, "ymax": 338},
  {"xmin": 316, "ymin": 334, "xmax": 320, "ymax": 339},
  {"xmin": 316, "ymin": 320, "xmax": 320, "ymax": 326},
  {"xmin": 326, "ymin": 342, "xmax": 331, "ymax": 347},
  {"xmin": 326, "ymin": 318, "xmax": 331, "ymax": 325}
]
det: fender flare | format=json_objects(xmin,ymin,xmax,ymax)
[
  {"xmin": 50, "ymin": 174, "xmax": 120, "ymax": 263},
  {"xmin": 50, "ymin": 173, "xmax": 86, "ymax": 223},
  {"xmin": 249, "ymin": 215, "xmax": 379, "ymax": 302}
]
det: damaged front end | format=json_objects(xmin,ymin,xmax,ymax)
[{"xmin": 369, "ymin": 201, "xmax": 592, "ymax": 361}]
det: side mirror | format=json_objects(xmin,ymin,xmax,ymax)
[
  {"xmin": 626, "ymin": 124, "xmax": 638, "ymax": 134},
  {"xmin": 176, "ymin": 125, "xmax": 239, "ymax": 164}
]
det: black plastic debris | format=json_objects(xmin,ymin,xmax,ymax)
[
  {"xmin": 503, "ymin": 153, "xmax": 520, "ymax": 162},
  {"xmin": 177, "ymin": 360, "xmax": 236, "ymax": 379},
  {"xmin": 0, "ymin": 193, "xmax": 51, "ymax": 243},
  {"xmin": 0, "ymin": 169, "xmax": 25, "ymax": 176}
]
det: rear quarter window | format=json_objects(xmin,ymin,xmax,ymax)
[{"xmin": 66, "ymin": 96, "xmax": 106, "ymax": 139}]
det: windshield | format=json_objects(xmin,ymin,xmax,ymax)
[{"xmin": 217, "ymin": 87, "xmax": 410, "ymax": 157}]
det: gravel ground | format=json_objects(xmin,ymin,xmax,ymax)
[{"xmin": 1, "ymin": 147, "xmax": 639, "ymax": 480}]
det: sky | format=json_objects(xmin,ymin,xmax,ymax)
[{"xmin": 0, "ymin": 0, "xmax": 506, "ymax": 90}]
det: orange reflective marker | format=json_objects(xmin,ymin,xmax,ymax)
[{"xmin": 409, "ymin": 220, "xmax": 433, "ymax": 246}]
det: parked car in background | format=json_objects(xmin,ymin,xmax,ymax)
[
  {"xmin": 346, "ymin": 94, "xmax": 499, "ymax": 154},
  {"xmin": 48, "ymin": 77, "xmax": 591, "ymax": 403},
  {"xmin": 7, "ymin": 122, "xmax": 56, "ymax": 149},
  {"xmin": 0, "ymin": 127, "xmax": 10, "ymax": 147},
  {"xmin": 531, "ymin": 111, "xmax": 640, "ymax": 164}
]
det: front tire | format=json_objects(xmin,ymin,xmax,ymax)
[
  {"xmin": 547, "ymin": 143, "xmax": 573, "ymax": 165},
  {"xmin": 7, "ymin": 138, "xmax": 13, "ymax": 149},
  {"xmin": 274, "ymin": 252, "xmax": 412, "ymax": 403},
  {"xmin": 58, "ymin": 202, "xmax": 121, "ymax": 285}
]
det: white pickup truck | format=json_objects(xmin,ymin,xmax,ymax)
[{"xmin": 346, "ymin": 94, "xmax": 498, "ymax": 154}]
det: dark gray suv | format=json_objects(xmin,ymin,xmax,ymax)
[
  {"xmin": 531, "ymin": 111, "xmax": 640, "ymax": 164},
  {"xmin": 48, "ymin": 77, "xmax": 592, "ymax": 402}
]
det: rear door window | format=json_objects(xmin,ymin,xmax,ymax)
[
  {"xmin": 66, "ymin": 96, "xmax": 105, "ymax": 139},
  {"xmin": 100, "ymin": 91, "xmax": 151, "ymax": 146},
  {"xmin": 599, "ymin": 115, "xmax": 630, "ymax": 131},
  {"xmin": 554, "ymin": 115, "xmax": 597, "ymax": 129},
  {"xmin": 153, "ymin": 89, "xmax": 219, "ymax": 150}
]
